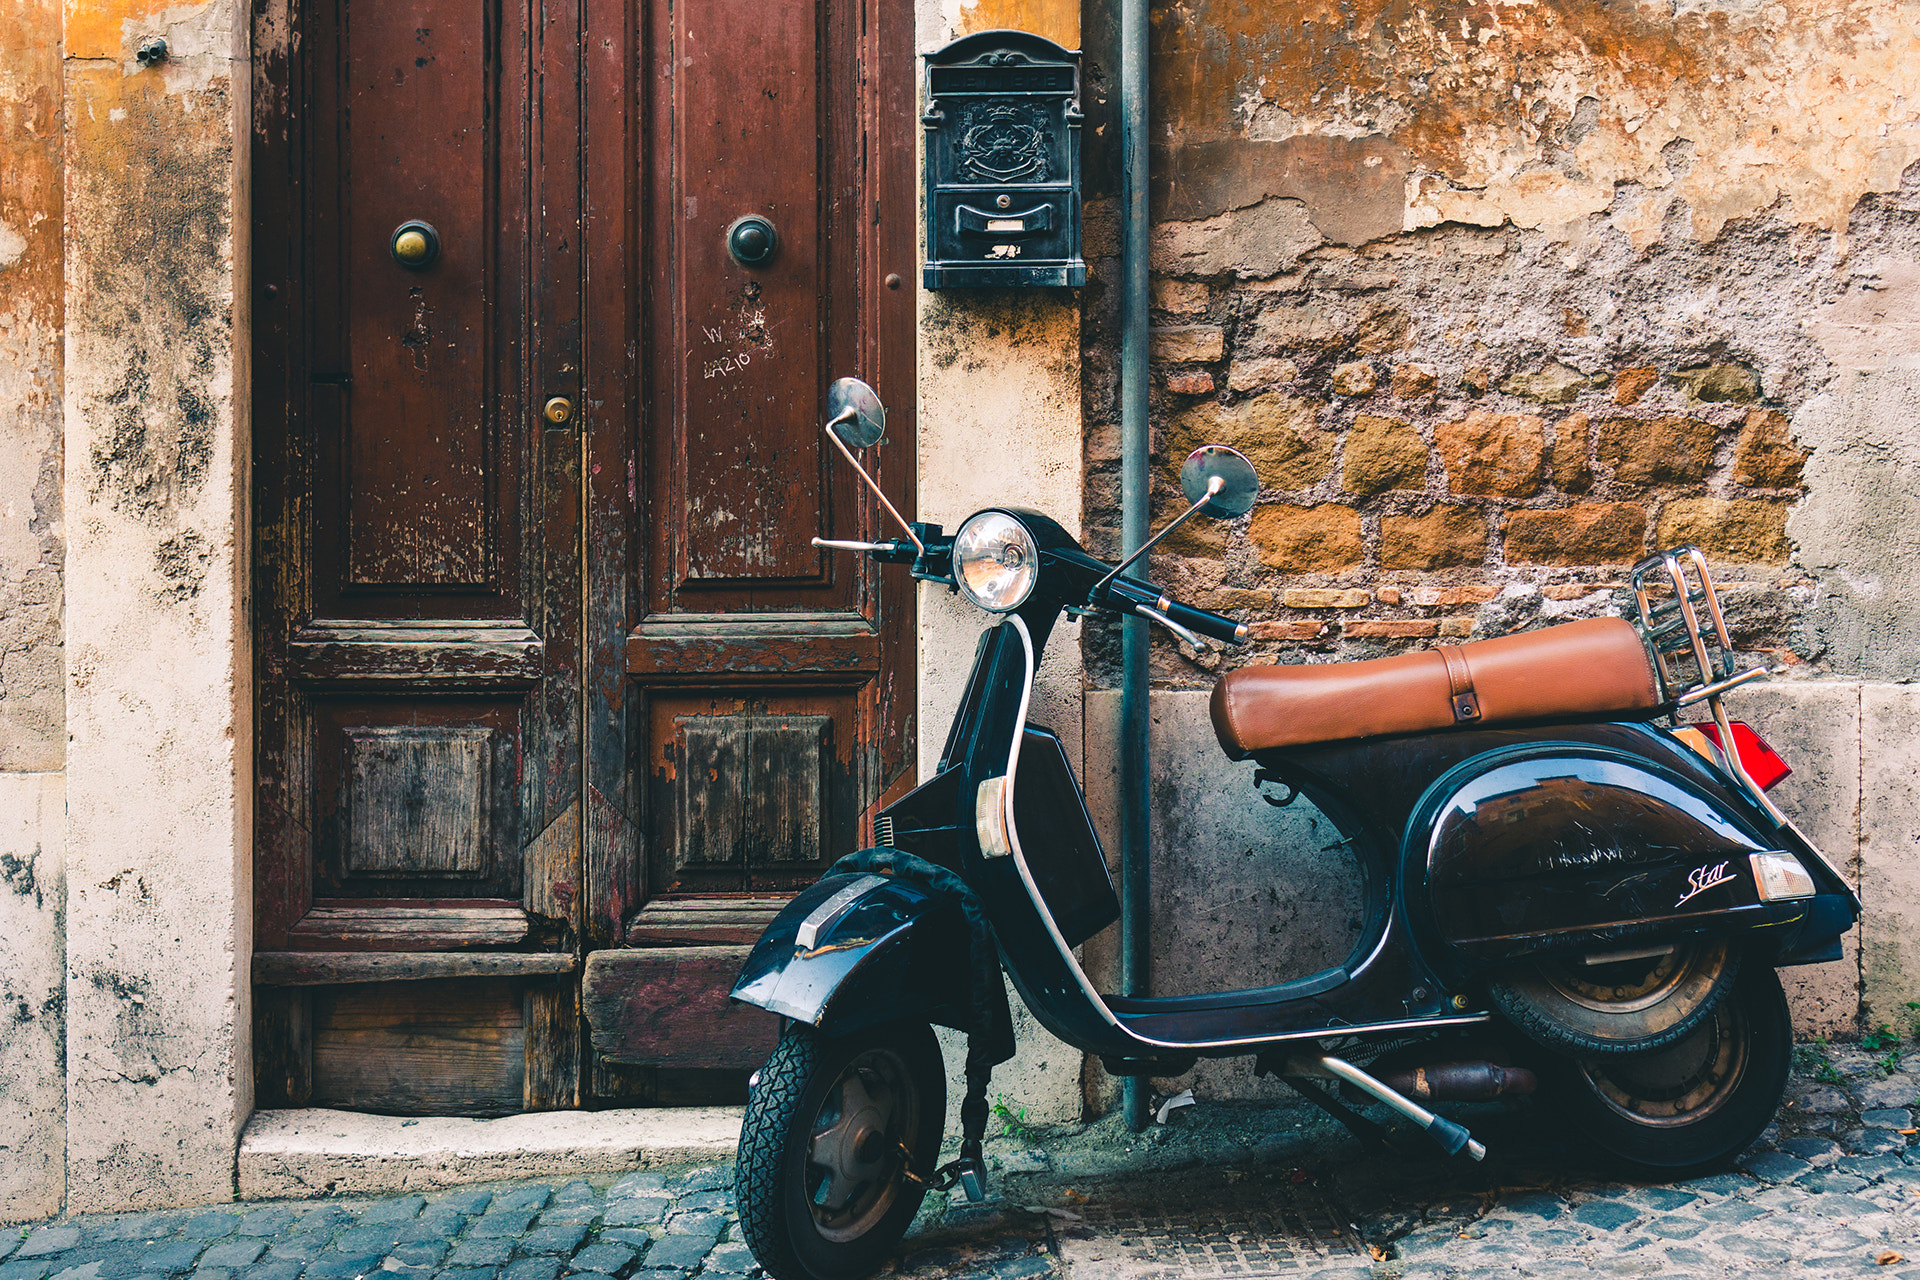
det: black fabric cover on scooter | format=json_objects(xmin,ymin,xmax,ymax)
[{"xmin": 827, "ymin": 847, "xmax": 1014, "ymax": 1159}]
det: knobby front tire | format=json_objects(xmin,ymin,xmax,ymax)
[{"xmin": 735, "ymin": 1021, "xmax": 945, "ymax": 1280}]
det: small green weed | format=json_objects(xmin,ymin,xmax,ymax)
[
  {"xmin": 1905, "ymin": 1000, "xmax": 1920, "ymax": 1041},
  {"xmin": 993, "ymin": 1093, "xmax": 1036, "ymax": 1142},
  {"xmin": 1806, "ymin": 1036, "xmax": 1846, "ymax": 1085}
]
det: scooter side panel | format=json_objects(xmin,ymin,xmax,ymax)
[
  {"xmin": 731, "ymin": 873, "xmax": 976, "ymax": 1038},
  {"xmin": 1422, "ymin": 752, "xmax": 1773, "ymax": 956}
]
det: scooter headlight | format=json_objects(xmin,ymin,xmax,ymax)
[{"xmin": 953, "ymin": 511, "xmax": 1038, "ymax": 612}]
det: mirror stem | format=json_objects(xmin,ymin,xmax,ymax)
[
  {"xmin": 825, "ymin": 425, "xmax": 925, "ymax": 557},
  {"xmin": 1089, "ymin": 475, "xmax": 1222, "ymax": 599}
]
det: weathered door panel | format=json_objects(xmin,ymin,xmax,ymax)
[
  {"xmin": 253, "ymin": 0, "xmax": 585, "ymax": 1111},
  {"xmin": 257, "ymin": 0, "xmax": 915, "ymax": 1107},
  {"xmin": 584, "ymin": 0, "xmax": 918, "ymax": 1069}
]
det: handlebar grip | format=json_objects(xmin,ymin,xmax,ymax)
[{"xmin": 1159, "ymin": 598, "xmax": 1247, "ymax": 645}]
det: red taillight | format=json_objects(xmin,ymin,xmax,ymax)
[{"xmin": 1695, "ymin": 721, "xmax": 1792, "ymax": 790}]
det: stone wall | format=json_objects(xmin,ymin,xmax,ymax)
[
  {"xmin": 1070, "ymin": 0, "xmax": 1920, "ymax": 1084},
  {"xmin": 1079, "ymin": 185, "xmax": 1920, "ymax": 685},
  {"xmin": 1075, "ymin": 0, "xmax": 1920, "ymax": 687},
  {"xmin": 0, "ymin": 0, "xmax": 67, "ymax": 1227}
]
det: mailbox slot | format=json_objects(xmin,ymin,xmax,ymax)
[{"xmin": 922, "ymin": 31, "xmax": 1086, "ymax": 289}]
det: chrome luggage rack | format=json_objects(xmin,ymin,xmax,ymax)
[{"xmin": 1629, "ymin": 546, "xmax": 1779, "ymax": 818}]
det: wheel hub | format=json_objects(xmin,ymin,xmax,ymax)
[{"xmin": 805, "ymin": 1054, "xmax": 917, "ymax": 1242}]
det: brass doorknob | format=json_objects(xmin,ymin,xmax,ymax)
[
  {"xmin": 542, "ymin": 396, "xmax": 575, "ymax": 425},
  {"xmin": 390, "ymin": 220, "xmax": 441, "ymax": 269}
]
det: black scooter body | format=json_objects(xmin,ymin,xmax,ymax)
[{"xmin": 733, "ymin": 595, "xmax": 1856, "ymax": 1063}]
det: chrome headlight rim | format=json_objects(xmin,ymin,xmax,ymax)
[{"xmin": 952, "ymin": 509, "xmax": 1040, "ymax": 613}]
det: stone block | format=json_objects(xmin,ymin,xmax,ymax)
[
  {"xmin": 1209, "ymin": 588, "xmax": 1273, "ymax": 611},
  {"xmin": 1149, "ymin": 326, "xmax": 1225, "ymax": 364},
  {"xmin": 1551, "ymin": 413, "xmax": 1593, "ymax": 493},
  {"xmin": 1722, "ymin": 682, "xmax": 1860, "ymax": 1037},
  {"xmin": 1245, "ymin": 303, "xmax": 1346, "ymax": 353},
  {"xmin": 1668, "ymin": 362, "xmax": 1761, "ymax": 404},
  {"xmin": 1733, "ymin": 409, "xmax": 1810, "ymax": 490},
  {"xmin": 1381, "ymin": 506, "xmax": 1486, "ymax": 570},
  {"xmin": 516, "ymin": 1225, "xmax": 588, "ymax": 1257},
  {"xmin": 1163, "ymin": 371, "xmax": 1214, "ymax": 395},
  {"xmin": 1246, "ymin": 620, "xmax": 1326, "ymax": 641},
  {"xmin": 1613, "ymin": 366, "xmax": 1659, "ymax": 405},
  {"xmin": 1438, "ymin": 615, "xmax": 1475, "ymax": 636},
  {"xmin": 1281, "ymin": 588, "xmax": 1370, "ymax": 608},
  {"xmin": 1504, "ymin": 503, "xmax": 1648, "ymax": 566},
  {"xmin": 1249, "ymin": 504, "xmax": 1362, "ymax": 572},
  {"xmin": 1227, "ymin": 356, "xmax": 1297, "ymax": 392},
  {"xmin": 1436, "ymin": 410, "xmax": 1545, "ymax": 497},
  {"xmin": 1500, "ymin": 361, "xmax": 1592, "ymax": 405},
  {"xmin": 1330, "ymin": 361, "xmax": 1378, "ymax": 395},
  {"xmin": 1403, "ymin": 584, "xmax": 1498, "ymax": 607},
  {"xmin": 1168, "ymin": 393, "xmax": 1332, "ymax": 491},
  {"xmin": 1344, "ymin": 619, "xmax": 1440, "ymax": 638},
  {"xmin": 16, "ymin": 1232, "xmax": 79, "ymax": 1261},
  {"xmin": 1861, "ymin": 685, "xmax": 1920, "ymax": 1027},
  {"xmin": 1597, "ymin": 415, "xmax": 1720, "ymax": 487},
  {"xmin": 1342, "ymin": 414, "xmax": 1427, "ymax": 494},
  {"xmin": 1149, "ymin": 278, "xmax": 1209, "ymax": 317},
  {"xmin": 1390, "ymin": 364, "xmax": 1437, "ymax": 397},
  {"xmin": 1150, "ymin": 198, "xmax": 1324, "ymax": 279},
  {"xmin": 1656, "ymin": 498, "xmax": 1792, "ymax": 564}
]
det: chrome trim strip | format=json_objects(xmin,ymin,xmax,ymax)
[{"xmin": 795, "ymin": 874, "xmax": 888, "ymax": 950}]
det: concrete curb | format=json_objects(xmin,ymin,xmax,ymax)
[{"xmin": 238, "ymin": 1107, "xmax": 746, "ymax": 1200}]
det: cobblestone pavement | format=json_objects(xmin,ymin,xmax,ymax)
[{"xmin": 9, "ymin": 1043, "xmax": 1920, "ymax": 1280}]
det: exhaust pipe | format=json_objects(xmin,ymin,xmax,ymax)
[
  {"xmin": 1283, "ymin": 1053, "xmax": 1488, "ymax": 1161},
  {"xmin": 1377, "ymin": 1061, "xmax": 1538, "ymax": 1102}
]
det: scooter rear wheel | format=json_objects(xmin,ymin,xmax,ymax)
[
  {"xmin": 735, "ymin": 1021, "xmax": 945, "ymax": 1280},
  {"xmin": 1489, "ymin": 939, "xmax": 1739, "ymax": 1056},
  {"xmin": 1548, "ymin": 962, "xmax": 1790, "ymax": 1174}
]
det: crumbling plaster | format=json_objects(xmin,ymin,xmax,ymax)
[
  {"xmin": 1, "ymin": 0, "xmax": 67, "ymax": 1226},
  {"xmin": 1147, "ymin": 0, "xmax": 1920, "ymax": 249},
  {"xmin": 60, "ymin": 0, "xmax": 252, "ymax": 1210}
]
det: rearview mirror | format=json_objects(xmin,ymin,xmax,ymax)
[
  {"xmin": 825, "ymin": 377, "xmax": 886, "ymax": 449},
  {"xmin": 1179, "ymin": 445, "xmax": 1258, "ymax": 519}
]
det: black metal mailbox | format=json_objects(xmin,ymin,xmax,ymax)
[{"xmin": 922, "ymin": 31, "xmax": 1086, "ymax": 289}]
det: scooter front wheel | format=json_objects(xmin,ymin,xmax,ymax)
[
  {"xmin": 1548, "ymin": 962, "xmax": 1790, "ymax": 1175},
  {"xmin": 735, "ymin": 1021, "xmax": 945, "ymax": 1280}
]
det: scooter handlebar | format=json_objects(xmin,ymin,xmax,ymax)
[
  {"xmin": 1098, "ymin": 575, "xmax": 1247, "ymax": 645},
  {"xmin": 1158, "ymin": 597, "xmax": 1249, "ymax": 645}
]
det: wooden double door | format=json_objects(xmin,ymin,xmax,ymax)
[{"xmin": 250, "ymin": 0, "xmax": 916, "ymax": 1111}]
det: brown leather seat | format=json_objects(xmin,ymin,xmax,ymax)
[{"xmin": 1209, "ymin": 616, "xmax": 1661, "ymax": 759}]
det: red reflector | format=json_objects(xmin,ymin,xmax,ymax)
[{"xmin": 1695, "ymin": 721, "xmax": 1793, "ymax": 790}]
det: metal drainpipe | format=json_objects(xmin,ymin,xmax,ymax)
[{"xmin": 1117, "ymin": 0, "xmax": 1152, "ymax": 1133}]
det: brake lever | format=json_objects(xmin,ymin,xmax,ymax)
[
  {"xmin": 1135, "ymin": 604, "xmax": 1205, "ymax": 649},
  {"xmin": 812, "ymin": 538, "xmax": 898, "ymax": 552}
]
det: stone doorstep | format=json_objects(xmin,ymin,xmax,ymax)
[{"xmin": 238, "ymin": 1107, "xmax": 745, "ymax": 1201}]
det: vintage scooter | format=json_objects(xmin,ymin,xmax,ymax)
[{"xmin": 730, "ymin": 378, "xmax": 1859, "ymax": 1280}]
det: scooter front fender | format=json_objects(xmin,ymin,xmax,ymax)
[
  {"xmin": 731, "ymin": 872, "xmax": 977, "ymax": 1039},
  {"xmin": 1405, "ymin": 743, "xmax": 1852, "ymax": 978}
]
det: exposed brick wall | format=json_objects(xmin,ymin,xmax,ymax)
[{"xmin": 1077, "ymin": 201, "xmax": 1875, "ymax": 687}]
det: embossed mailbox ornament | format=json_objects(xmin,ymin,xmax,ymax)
[{"xmin": 922, "ymin": 31, "xmax": 1086, "ymax": 288}]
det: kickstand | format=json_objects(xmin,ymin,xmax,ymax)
[{"xmin": 1278, "ymin": 1075, "xmax": 1406, "ymax": 1155}]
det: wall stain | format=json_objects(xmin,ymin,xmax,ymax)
[
  {"xmin": 1, "ymin": 848, "xmax": 40, "ymax": 908},
  {"xmin": 71, "ymin": 72, "xmax": 230, "ymax": 530},
  {"xmin": 1139, "ymin": 0, "xmax": 1920, "ymax": 243}
]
